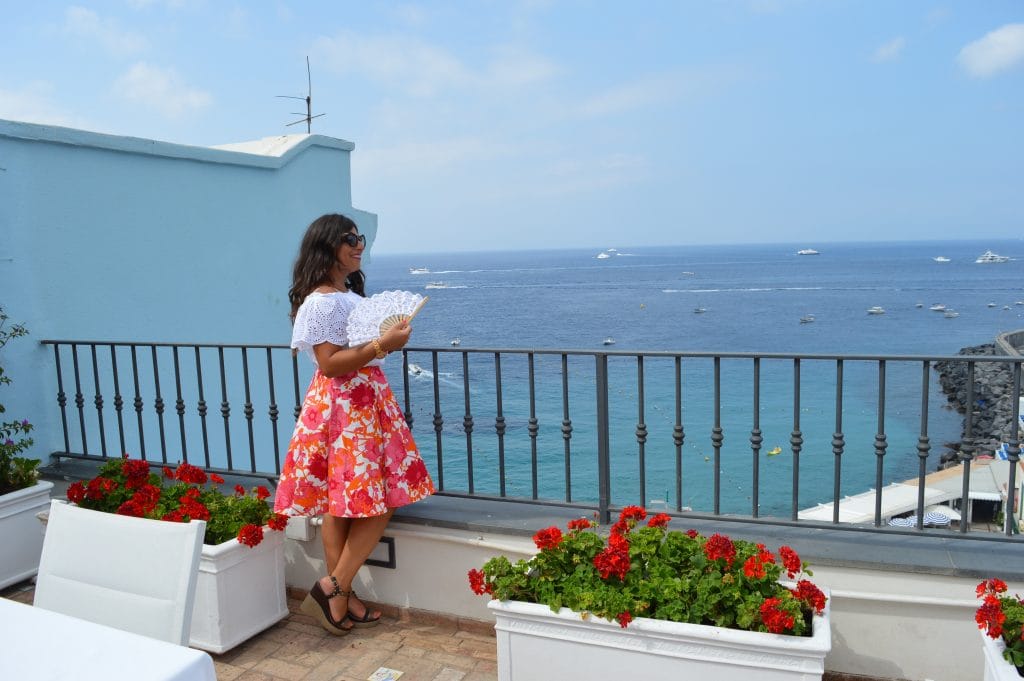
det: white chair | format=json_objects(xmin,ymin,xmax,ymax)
[{"xmin": 34, "ymin": 500, "xmax": 206, "ymax": 646}]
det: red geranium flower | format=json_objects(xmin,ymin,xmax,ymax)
[
  {"xmin": 237, "ymin": 523, "xmax": 263, "ymax": 547},
  {"xmin": 533, "ymin": 526, "xmax": 563, "ymax": 551},
  {"xmin": 567, "ymin": 518, "xmax": 593, "ymax": 531},
  {"xmin": 703, "ymin": 533, "xmax": 736, "ymax": 566}
]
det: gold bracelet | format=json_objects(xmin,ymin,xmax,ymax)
[{"xmin": 371, "ymin": 338, "xmax": 387, "ymax": 360}]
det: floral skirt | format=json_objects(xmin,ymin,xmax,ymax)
[{"xmin": 274, "ymin": 366, "xmax": 435, "ymax": 518}]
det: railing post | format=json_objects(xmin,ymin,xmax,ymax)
[{"xmin": 596, "ymin": 353, "xmax": 611, "ymax": 525}]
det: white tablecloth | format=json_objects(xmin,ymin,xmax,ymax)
[{"xmin": 0, "ymin": 598, "xmax": 216, "ymax": 681}]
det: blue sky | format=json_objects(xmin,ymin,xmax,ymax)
[{"xmin": 2, "ymin": 1, "xmax": 1022, "ymax": 254}]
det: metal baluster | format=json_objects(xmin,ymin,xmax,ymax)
[
  {"xmin": 151, "ymin": 346, "xmax": 168, "ymax": 463},
  {"xmin": 111, "ymin": 346, "xmax": 125, "ymax": 454},
  {"xmin": 53, "ymin": 344, "xmax": 70, "ymax": 453},
  {"xmin": 90, "ymin": 344, "xmax": 107, "ymax": 455},
  {"xmin": 71, "ymin": 343, "xmax": 87, "ymax": 454},
  {"xmin": 292, "ymin": 353, "xmax": 302, "ymax": 422},
  {"xmin": 750, "ymin": 357, "xmax": 762, "ymax": 518},
  {"xmin": 1004, "ymin": 362, "xmax": 1021, "ymax": 537},
  {"xmin": 173, "ymin": 347, "xmax": 188, "ymax": 462},
  {"xmin": 959, "ymin": 361, "xmax": 976, "ymax": 535},
  {"xmin": 832, "ymin": 359, "xmax": 845, "ymax": 524},
  {"xmin": 130, "ymin": 345, "xmax": 146, "ymax": 458},
  {"xmin": 712, "ymin": 356, "xmax": 723, "ymax": 515},
  {"xmin": 873, "ymin": 360, "xmax": 888, "ymax": 527},
  {"xmin": 595, "ymin": 353, "xmax": 611, "ymax": 524},
  {"xmin": 790, "ymin": 358, "xmax": 803, "ymax": 521},
  {"xmin": 528, "ymin": 353, "xmax": 539, "ymax": 500},
  {"xmin": 673, "ymin": 356, "xmax": 685, "ymax": 513},
  {"xmin": 241, "ymin": 348, "xmax": 256, "ymax": 471},
  {"xmin": 195, "ymin": 347, "xmax": 211, "ymax": 468},
  {"xmin": 266, "ymin": 348, "xmax": 281, "ymax": 473},
  {"xmin": 494, "ymin": 353, "xmax": 506, "ymax": 497},
  {"xmin": 636, "ymin": 355, "xmax": 647, "ymax": 507},
  {"xmin": 218, "ymin": 347, "xmax": 233, "ymax": 470},
  {"xmin": 561, "ymin": 354, "xmax": 573, "ymax": 503},
  {"xmin": 432, "ymin": 351, "xmax": 444, "ymax": 490},
  {"xmin": 915, "ymin": 360, "xmax": 932, "ymax": 530},
  {"xmin": 462, "ymin": 351, "xmax": 474, "ymax": 494}
]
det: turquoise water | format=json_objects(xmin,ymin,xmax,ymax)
[{"xmin": 366, "ymin": 239, "xmax": 1024, "ymax": 516}]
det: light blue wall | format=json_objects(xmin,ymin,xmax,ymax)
[{"xmin": 0, "ymin": 119, "xmax": 377, "ymax": 462}]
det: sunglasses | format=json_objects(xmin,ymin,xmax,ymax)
[{"xmin": 341, "ymin": 233, "xmax": 366, "ymax": 247}]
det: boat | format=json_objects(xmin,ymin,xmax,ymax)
[
  {"xmin": 866, "ymin": 306, "xmax": 885, "ymax": 315},
  {"xmin": 602, "ymin": 337, "xmax": 616, "ymax": 346},
  {"xmin": 796, "ymin": 248, "xmax": 819, "ymax": 255},
  {"xmin": 424, "ymin": 282, "xmax": 446, "ymax": 289},
  {"xmin": 929, "ymin": 304, "xmax": 946, "ymax": 312},
  {"xmin": 596, "ymin": 251, "xmax": 612, "ymax": 259},
  {"xmin": 450, "ymin": 338, "xmax": 461, "ymax": 347},
  {"xmin": 799, "ymin": 315, "xmax": 815, "ymax": 324},
  {"xmin": 933, "ymin": 256, "xmax": 950, "ymax": 263},
  {"xmin": 976, "ymin": 250, "xmax": 1010, "ymax": 263},
  {"xmin": 915, "ymin": 303, "xmax": 924, "ymax": 308},
  {"xmin": 408, "ymin": 363, "xmax": 425, "ymax": 376},
  {"xmin": 987, "ymin": 302, "xmax": 997, "ymax": 308},
  {"xmin": 693, "ymin": 306, "xmax": 707, "ymax": 314},
  {"xmin": 408, "ymin": 267, "xmax": 430, "ymax": 274},
  {"xmin": 944, "ymin": 310, "xmax": 960, "ymax": 318}
]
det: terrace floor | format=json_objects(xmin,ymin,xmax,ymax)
[{"xmin": 0, "ymin": 581, "xmax": 499, "ymax": 681}]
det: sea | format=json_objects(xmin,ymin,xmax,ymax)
[{"xmin": 363, "ymin": 238, "xmax": 1024, "ymax": 517}]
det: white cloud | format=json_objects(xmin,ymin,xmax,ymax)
[
  {"xmin": 113, "ymin": 62, "xmax": 212, "ymax": 118},
  {"xmin": 63, "ymin": 6, "xmax": 147, "ymax": 56},
  {"xmin": 957, "ymin": 23, "xmax": 1024, "ymax": 78},
  {"xmin": 872, "ymin": 37, "xmax": 905, "ymax": 63},
  {"xmin": 0, "ymin": 82, "xmax": 82, "ymax": 128}
]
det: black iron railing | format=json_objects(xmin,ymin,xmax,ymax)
[{"xmin": 39, "ymin": 340, "xmax": 1023, "ymax": 538}]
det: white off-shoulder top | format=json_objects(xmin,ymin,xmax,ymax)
[{"xmin": 291, "ymin": 291, "xmax": 383, "ymax": 367}]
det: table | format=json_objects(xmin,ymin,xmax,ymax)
[{"xmin": 0, "ymin": 597, "xmax": 216, "ymax": 681}]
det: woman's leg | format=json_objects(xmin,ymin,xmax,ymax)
[
  {"xmin": 317, "ymin": 509, "xmax": 395, "ymax": 622},
  {"xmin": 319, "ymin": 514, "xmax": 379, "ymax": 620}
]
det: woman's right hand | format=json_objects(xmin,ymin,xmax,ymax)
[{"xmin": 380, "ymin": 320, "xmax": 412, "ymax": 353}]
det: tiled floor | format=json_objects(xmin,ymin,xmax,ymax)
[{"xmin": 1, "ymin": 582, "xmax": 498, "ymax": 681}]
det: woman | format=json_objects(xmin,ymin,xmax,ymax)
[{"xmin": 274, "ymin": 213, "xmax": 435, "ymax": 635}]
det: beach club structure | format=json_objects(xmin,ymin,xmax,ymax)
[{"xmin": 3, "ymin": 118, "xmax": 1024, "ymax": 681}]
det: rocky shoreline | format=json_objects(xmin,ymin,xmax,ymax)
[{"xmin": 935, "ymin": 342, "xmax": 1022, "ymax": 468}]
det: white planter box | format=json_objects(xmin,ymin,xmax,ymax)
[
  {"xmin": 489, "ymin": 596, "xmax": 831, "ymax": 681},
  {"xmin": 982, "ymin": 628, "xmax": 1023, "ymax": 681},
  {"xmin": 0, "ymin": 480, "xmax": 53, "ymax": 589},
  {"xmin": 189, "ymin": 528, "xmax": 288, "ymax": 653}
]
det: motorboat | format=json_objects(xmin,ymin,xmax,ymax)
[
  {"xmin": 693, "ymin": 306, "xmax": 707, "ymax": 314},
  {"xmin": 408, "ymin": 267, "xmax": 430, "ymax": 274},
  {"xmin": 866, "ymin": 306, "xmax": 885, "ymax": 315},
  {"xmin": 424, "ymin": 282, "xmax": 446, "ymax": 289},
  {"xmin": 799, "ymin": 315, "xmax": 815, "ymax": 324},
  {"xmin": 596, "ymin": 251, "xmax": 612, "ymax": 259},
  {"xmin": 929, "ymin": 304, "xmax": 946, "ymax": 312},
  {"xmin": 944, "ymin": 310, "xmax": 960, "ymax": 318},
  {"xmin": 976, "ymin": 250, "xmax": 1010, "ymax": 263},
  {"xmin": 987, "ymin": 302, "xmax": 997, "ymax": 308},
  {"xmin": 602, "ymin": 337, "xmax": 616, "ymax": 345},
  {"xmin": 915, "ymin": 302, "xmax": 924, "ymax": 308},
  {"xmin": 796, "ymin": 248, "xmax": 819, "ymax": 255},
  {"xmin": 933, "ymin": 256, "xmax": 950, "ymax": 263},
  {"xmin": 450, "ymin": 338, "xmax": 461, "ymax": 347},
  {"xmin": 408, "ymin": 363, "xmax": 425, "ymax": 376}
]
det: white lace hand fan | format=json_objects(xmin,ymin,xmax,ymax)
[{"xmin": 346, "ymin": 290, "xmax": 428, "ymax": 346}]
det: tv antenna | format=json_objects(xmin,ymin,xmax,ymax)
[{"xmin": 276, "ymin": 56, "xmax": 325, "ymax": 133}]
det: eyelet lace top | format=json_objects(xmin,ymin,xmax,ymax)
[{"xmin": 291, "ymin": 291, "xmax": 383, "ymax": 367}]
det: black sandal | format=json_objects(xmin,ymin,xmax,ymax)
[
  {"xmin": 300, "ymin": 576, "xmax": 354, "ymax": 636},
  {"xmin": 345, "ymin": 590, "xmax": 382, "ymax": 628}
]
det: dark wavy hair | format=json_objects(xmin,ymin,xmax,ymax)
[{"xmin": 288, "ymin": 213, "xmax": 366, "ymax": 322}]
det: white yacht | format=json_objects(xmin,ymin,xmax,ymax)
[
  {"xmin": 796, "ymin": 248, "xmax": 820, "ymax": 256},
  {"xmin": 944, "ymin": 310, "xmax": 960, "ymax": 318},
  {"xmin": 799, "ymin": 314, "xmax": 815, "ymax": 324},
  {"xmin": 408, "ymin": 363, "xmax": 425, "ymax": 376},
  {"xmin": 450, "ymin": 338, "xmax": 461, "ymax": 347},
  {"xmin": 424, "ymin": 282, "xmax": 446, "ymax": 289},
  {"xmin": 929, "ymin": 304, "xmax": 946, "ymax": 312},
  {"xmin": 866, "ymin": 306, "xmax": 885, "ymax": 315},
  {"xmin": 602, "ymin": 337, "xmax": 616, "ymax": 346},
  {"xmin": 408, "ymin": 267, "xmax": 430, "ymax": 274},
  {"xmin": 932, "ymin": 256, "xmax": 950, "ymax": 263},
  {"xmin": 596, "ymin": 252, "xmax": 611, "ymax": 259},
  {"xmin": 976, "ymin": 250, "xmax": 1010, "ymax": 263},
  {"xmin": 693, "ymin": 306, "xmax": 707, "ymax": 314}
]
